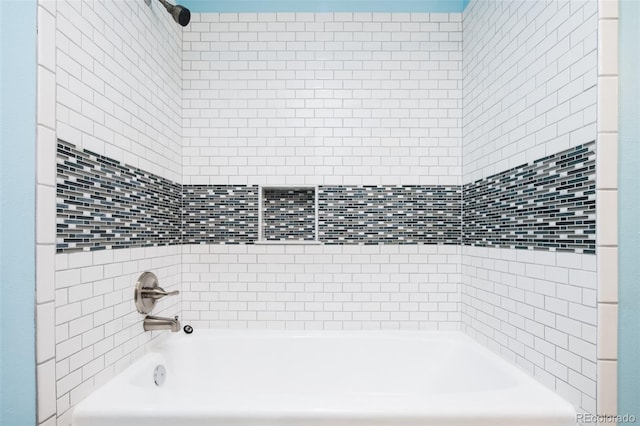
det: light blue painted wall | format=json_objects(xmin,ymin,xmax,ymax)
[
  {"xmin": 0, "ymin": 0, "xmax": 37, "ymax": 425},
  {"xmin": 180, "ymin": 0, "xmax": 471, "ymax": 13},
  {"xmin": 0, "ymin": 0, "xmax": 3, "ymax": 413},
  {"xmin": 618, "ymin": 0, "xmax": 640, "ymax": 418}
]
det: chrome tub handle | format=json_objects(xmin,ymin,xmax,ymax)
[
  {"xmin": 141, "ymin": 287, "xmax": 180, "ymax": 300},
  {"xmin": 134, "ymin": 272, "xmax": 180, "ymax": 314}
]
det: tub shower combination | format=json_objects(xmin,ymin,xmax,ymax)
[
  {"xmin": 49, "ymin": 1, "xmax": 602, "ymax": 425},
  {"xmin": 72, "ymin": 272, "xmax": 577, "ymax": 426},
  {"xmin": 60, "ymin": 110, "xmax": 596, "ymax": 426}
]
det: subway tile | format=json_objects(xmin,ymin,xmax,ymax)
[
  {"xmin": 598, "ymin": 0, "xmax": 619, "ymax": 19},
  {"xmin": 70, "ymin": 379, "xmax": 95, "ymax": 406},
  {"xmin": 56, "ymin": 393, "xmax": 70, "ymax": 424},
  {"xmin": 36, "ymin": 359, "xmax": 56, "ymax": 423},
  {"xmin": 597, "ymin": 247, "xmax": 618, "ymax": 303},
  {"xmin": 569, "ymin": 336, "xmax": 597, "ymax": 360},
  {"xmin": 37, "ymin": 66, "xmax": 56, "ymax": 128},
  {"xmin": 596, "ymin": 133, "xmax": 618, "ymax": 190},
  {"xmin": 568, "ymin": 369, "xmax": 596, "ymax": 399},
  {"xmin": 598, "ymin": 19, "xmax": 618, "ymax": 76},
  {"xmin": 557, "ymin": 347, "xmax": 583, "ymax": 372},
  {"xmin": 37, "ymin": 125, "xmax": 56, "ymax": 187},
  {"xmin": 597, "ymin": 303, "xmax": 618, "ymax": 360},
  {"xmin": 36, "ymin": 245, "xmax": 56, "ymax": 303},
  {"xmin": 597, "ymin": 360, "xmax": 617, "ymax": 415},
  {"xmin": 66, "ymin": 252, "xmax": 92, "ymax": 269},
  {"xmin": 56, "ymin": 368, "xmax": 82, "ymax": 396},
  {"xmin": 597, "ymin": 76, "xmax": 619, "ymax": 132},
  {"xmin": 40, "ymin": 415, "xmax": 56, "ymax": 426},
  {"xmin": 37, "ymin": 6, "xmax": 56, "ymax": 72},
  {"xmin": 596, "ymin": 190, "xmax": 618, "ymax": 246},
  {"xmin": 56, "ymin": 302, "xmax": 82, "ymax": 325},
  {"xmin": 37, "ymin": 302, "xmax": 56, "ymax": 362},
  {"xmin": 37, "ymin": 185, "xmax": 56, "ymax": 245}
]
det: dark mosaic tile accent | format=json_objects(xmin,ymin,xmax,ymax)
[
  {"xmin": 318, "ymin": 186, "xmax": 462, "ymax": 244},
  {"xmin": 463, "ymin": 142, "xmax": 596, "ymax": 254},
  {"xmin": 263, "ymin": 188, "xmax": 316, "ymax": 241},
  {"xmin": 182, "ymin": 185, "xmax": 258, "ymax": 244},
  {"xmin": 57, "ymin": 140, "xmax": 596, "ymax": 253},
  {"xmin": 56, "ymin": 140, "xmax": 182, "ymax": 253}
]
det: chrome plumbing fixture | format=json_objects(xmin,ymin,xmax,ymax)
[
  {"xmin": 144, "ymin": 315, "xmax": 181, "ymax": 333},
  {"xmin": 146, "ymin": 0, "xmax": 191, "ymax": 27},
  {"xmin": 134, "ymin": 271, "xmax": 180, "ymax": 314}
]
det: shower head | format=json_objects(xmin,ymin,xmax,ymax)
[{"xmin": 157, "ymin": 0, "xmax": 191, "ymax": 27}]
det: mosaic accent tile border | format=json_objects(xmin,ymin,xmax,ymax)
[
  {"xmin": 263, "ymin": 188, "xmax": 316, "ymax": 241},
  {"xmin": 56, "ymin": 140, "xmax": 181, "ymax": 253},
  {"xmin": 318, "ymin": 186, "xmax": 462, "ymax": 244},
  {"xmin": 182, "ymin": 185, "xmax": 258, "ymax": 244},
  {"xmin": 462, "ymin": 142, "xmax": 596, "ymax": 253},
  {"xmin": 56, "ymin": 140, "xmax": 596, "ymax": 253}
]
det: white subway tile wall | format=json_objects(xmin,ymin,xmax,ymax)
[
  {"xmin": 182, "ymin": 12, "xmax": 463, "ymax": 186},
  {"xmin": 182, "ymin": 244, "xmax": 461, "ymax": 330},
  {"xmin": 461, "ymin": 0, "xmax": 599, "ymax": 419},
  {"xmin": 462, "ymin": 0, "xmax": 598, "ymax": 183},
  {"xmin": 462, "ymin": 246, "xmax": 597, "ymax": 414},
  {"xmin": 38, "ymin": 0, "xmax": 185, "ymax": 425},
  {"xmin": 54, "ymin": 0, "xmax": 183, "ymax": 182},
  {"xmin": 53, "ymin": 246, "xmax": 182, "ymax": 426}
]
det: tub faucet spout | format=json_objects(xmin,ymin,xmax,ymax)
[{"xmin": 143, "ymin": 315, "xmax": 181, "ymax": 332}]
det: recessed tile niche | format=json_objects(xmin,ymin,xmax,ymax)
[{"xmin": 260, "ymin": 186, "xmax": 318, "ymax": 243}]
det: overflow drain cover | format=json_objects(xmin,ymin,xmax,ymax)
[{"xmin": 154, "ymin": 365, "xmax": 166, "ymax": 386}]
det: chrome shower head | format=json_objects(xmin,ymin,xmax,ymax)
[{"xmin": 157, "ymin": 0, "xmax": 191, "ymax": 27}]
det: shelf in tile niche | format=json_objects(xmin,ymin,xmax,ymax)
[{"xmin": 259, "ymin": 186, "xmax": 319, "ymax": 243}]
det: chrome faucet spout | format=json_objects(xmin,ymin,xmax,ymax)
[{"xmin": 143, "ymin": 315, "xmax": 181, "ymax": 332}]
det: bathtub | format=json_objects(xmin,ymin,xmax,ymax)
[{"xmin": 73, "ymin": 331, "xmax": 576, "ymax": 426}]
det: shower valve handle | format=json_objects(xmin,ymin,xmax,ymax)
[
  {"xmin": 134, "ymin": 272, "xmax": 180, "ymax": 314},
  {"xmin": 141, "ymin": 287, "xmax": 180, "ymax": 300}
]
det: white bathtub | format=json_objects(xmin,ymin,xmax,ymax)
[{"xmin": 73, "ymin": 331, "xmax": 576, "ymax": 426}]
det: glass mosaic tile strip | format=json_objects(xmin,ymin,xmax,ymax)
[
  {"xmin": 318, "ymin": 185, "xmax": 462, "ymax": 244},
  {"xmin": 462, "ymin": 141, "xmax": 596, "ymax": 254},
  {"xmin": 56, "ymin": 140, "xmax": 182, "ymax": 253},
  {"xmin": 262, "ymin": 188, "xmax": 316, "ymax": 241},
  {"xmin": 182, "ymin": 185, "xmax": 259, "ymax": 244},
  {"xmin": 56, "ymin": 140, "xmax": 596, "ymax": 252}
]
